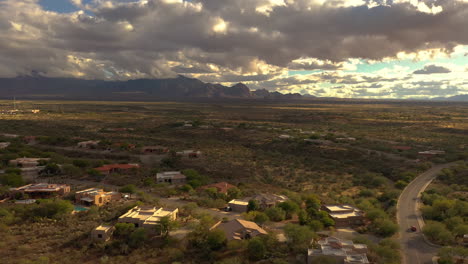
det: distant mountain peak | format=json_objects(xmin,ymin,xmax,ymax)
[{"xmin": 0, "ymin": 76, "xmax": 303, "ymax": 101}]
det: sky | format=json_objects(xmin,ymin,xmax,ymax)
[{"xmin": 0, "ymin": 0, "xmax": 467, "ymax": 99}]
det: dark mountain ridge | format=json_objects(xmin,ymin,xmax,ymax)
[{"xmin": 0, "ymin": 75, "xmax": 304, "ymax": 100}]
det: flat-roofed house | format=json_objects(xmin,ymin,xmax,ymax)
[
  {"xmin": 418, "ymin": 150, "xmax": 446, "ymax": 158},
  {"xmin": 321, "ymin": 205, "xmax": 365, "ymax": 228},
  {"xmin": 141, "ymin": 146, "xmax": 169, "ymax": 154},
  {"xmin": 91, "ymin": 225, "xmax": 114, "ymax": 242},
  {"xmin": 77, "ymin": 140, "xmax": 100, "ymax": 149},
  {"xmin": 95, "ymin": 164, "xmax": 140, "ymax": 175},
  {"xmin": 308, "ymin": 236, "xmax": 369, "ymax": 264},
  {"xmin": 11, "ymin": 183, "xmax": 70, "ymax": 199},
  {"xmin": 156, "ymin": 171, "xmax": 186, "ymax": 185},
  {"xmin": 176, "ymin": 150, "xmax": 202, "ymax": 158},
  {"xmin": 228, "ymin": 199, "xmax": 249, "ymax": 212},
  {"xmin": 0, "ymin": 142, "xmax": 10, "ymax": 149},
  {"xmin": 118, "ymin": 206, "xmax": 178, "ymax": 235},
  {"xmin": 210, "ymin": 219, "xmax": 268, "ymax": 241},
  {"xmin": 75, "ymin": 188, "xmax": 121, "ymax": 207},
  {"xmin": 9, "ymin": 157, "xmax": 50, "ymax": 168}
]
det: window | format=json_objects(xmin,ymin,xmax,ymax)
[{"xmin": 98, "ymin": 234, "xmax": 102, "ymax": 238}]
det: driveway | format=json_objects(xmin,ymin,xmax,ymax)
[{"xmin": 397, "ymin": 162, "xmax": 456, "ymax": 264}]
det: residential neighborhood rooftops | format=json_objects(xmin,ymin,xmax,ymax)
[
  {"xmin": 418, "ymin": 150, "xmax": 446, "ymax": 155},
  {"xmin": 308, "ymin": 236, "xmax": 369, "ymax": 264},
  {"xmin": 13, "ymin": 183, "xmax": 70, "ymax": 193},
  {"xmin": 323, "ymin": 205, "xmax": 363, "ymax": 218},
  {"xmin": 118, "ymin": 206, "xmax": 178, "ymax": 227}
]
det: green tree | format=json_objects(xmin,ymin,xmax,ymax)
[
  {"xmin": 247, "ymin": 199, "xmax": 260, "ymax": 212},
  {"xmin": 114, "ymin": 223, "xmax": 136, "ymax": 238},
  {"xmin": 283, "ymin": 223, "xmax": 314, "ymax": 252},
  {"xmin": 129, "ymin": 228, "xmax": 147, "ymax": 248},
  {"xmin": 372, "ymin": 219, "xmax": 398, "ymax": 237},
  {"xmin": 0, "ymin": 173, "xmax": 24, "ymax": 187},
  {"xmin": 29, "ymin": 199, "xmax": 73, "ymax": 219},
  {"xmin": 277, "ymin": 200, "xmax": 300, "ymax": 219},
  {"xmin": 265, "ymin": 207, "xmax": 286, "ymax": 222},
  {"xmin": 423, "ymin": 221, "xmax": 453, "ymax": 245},
  {"xmin": 247, "ymin": 237, "xmax": 266, "ymax": 260},
  {"xmin": 206, "ymin": 229, "xmax": 227, "ymax": 250},
  {"xmin": 119, "ymin": 184, "xmax": 137, "ymax": 194},
  {"xmin": 227, "ymin": 187, "xmax": 242, "ymax": 200}
]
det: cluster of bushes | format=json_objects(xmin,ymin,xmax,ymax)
[
  {"xmin": 421, "ymin": 193, "xmax": 468, "ymax": 245},
  {"xmin": 0, "ymin": 199, "xmax": 74, "ymax": 224},
  {"xmin": 420, "ymin": 164, "xmax": 468, "ymax": 245}
]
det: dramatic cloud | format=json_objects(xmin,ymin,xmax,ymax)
[
  {"xmin": 413, "ymin": 64, "xmax": 452, "ymax": 74},
  {"xmin": 0, "ymin": 0, "xmax": 467, "ymax": 98}
]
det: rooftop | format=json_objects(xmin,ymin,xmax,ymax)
[
  {"xmin": 13, "ymin": 183, "xmax": 69, "ymax": 192},
  {"xmin": 229, "ymin": 199, "xmax": 249, "ymax": 206},
  {"xmin": 95, "ymin": 225, "xmax": 113, "ymax": 231}
]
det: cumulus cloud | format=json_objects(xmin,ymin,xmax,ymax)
[
  {"xmin": 0, "ymin": 0, "xmax": 467, "ymax": 98},
  {"xmin": 413, "ymin": 64, "xmax": 452, "ymax": 74}
]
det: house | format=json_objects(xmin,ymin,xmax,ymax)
[
  {"xmin": 77, "ymin": 140, "xmax": 100, "ymax": 149},
  {"xmin": 156, "ymin": 171, "xmax": 186, "ymax": 185},
  {"xmin": 336, "ymin": 137, "xmax": 357, "ymax": 141},
  {"xmin": 200, "ymin": 182, "xmax": 237, "ymax": 194},
  {"xmin": 228, "ymin": 199, "xmax": 249, "ymax": 212},
  {"xmin": 95, "ymin": 164, "xmax": 140, "ymax": 175},
  {"xmin": 91, "ymin": 225, "xmax": 114, "ymax": 242},
  {"xmin": 141, "ymin": 146, "xmax": 169, "ymax": 154},
  {"xmin": 418, "ymin": 150, "xmax": 446, "ymax": 158},
  {"xmin": 118, "ymin": 206, "xmax": 178, "ymax": 234},
  {"xmin": 176, "ymin": 150, "xmax": 202, "ymax": 158},
  {"xmin": 11, "ymin": 183, "xmax": 70, "ymax": 199},
  {"xmin": 0, "ymin": 142, "xmax": 10, "ymax": 149},
  {"xmin": 308, "ymin": 236, "xmax": 369, "ymax": 264},
  {"xmin": 463, "ymin": 234, "xmax": 468, "ymax": 246},
  {"xmin": 31, "ymin": 109, "xmax": 40, "ymax": 114},
  {"xmin": 15, "ymin": 199, "xmax": 36, "ymax": 204},
  {"xmin": 1, "ymin": 133, "xmax": 19, "ymax": 138},
  {"xmin": 250, "ymin": 193, "xmax": 288, "ymax": 209},
  {"xmin": 210, "ymin": 219, "xmax": 268, "ymax": 241},
  {"xmin": 321, "ymin": 205, "xmax": 365, "ymax": 228},
  {"xmin": 279, "ymin": 134, "xmax": 293, "ymax": 139},
  {"xmin": 9, "ymin": 157, "xmax": 50, "ymax": 167},
  {"xmin": 75, "ymin": 188, "xmax": 121, "ymax": 207}
]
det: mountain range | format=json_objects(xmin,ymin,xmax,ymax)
[
  {"xmin": 432, "ymin": 94, "xmax": 468, "ymax": 102},
  {"xmin": 0, "ymin": 75, "xmax": 304, "ymax": 100}
]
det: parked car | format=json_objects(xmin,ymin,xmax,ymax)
[{"xmin": 410, "ymin": 226, "xmax": 417, "ymax": 232}]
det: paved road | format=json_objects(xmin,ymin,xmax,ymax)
[{"xmin": 398, "ymin": 162, "xmax": 456, "ymax": 264}]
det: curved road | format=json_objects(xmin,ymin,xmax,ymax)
[{"xmin": 397, "ymin": 162, "xmax": 456, "ymax": 264}]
